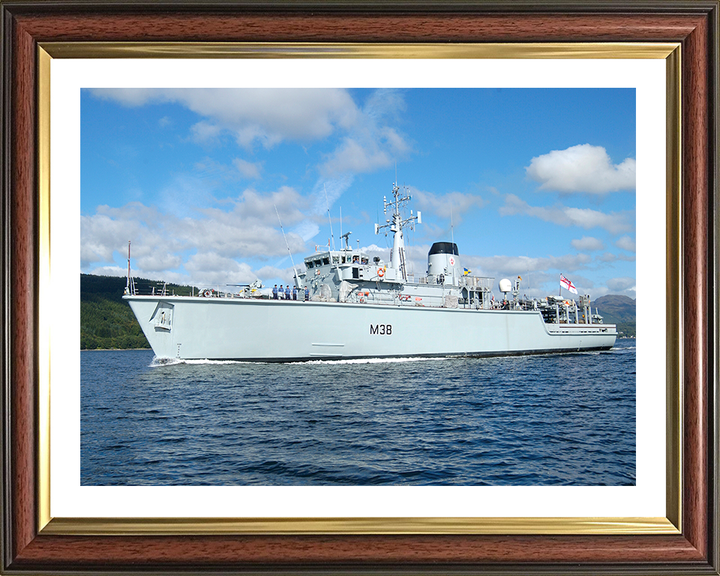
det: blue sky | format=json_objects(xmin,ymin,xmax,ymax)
[{"xmin": 81, "ymin": 88, "xmax": 636, "ymax": 298}]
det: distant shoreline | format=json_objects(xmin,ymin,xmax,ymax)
[{"xmin": 82, "ymin": 348, "xmax": 152, "ymax": 351}]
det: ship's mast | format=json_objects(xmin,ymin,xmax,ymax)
[
  {"xmin": 126, "ymin": 241, "xmax": 131, "ymax": 292},
  {"xmin": 374, "ymin": 182, "xmax": 421, "ymax": 282},
  {"xmin": 125, "ymin": 241, "xmax": 135, "ymax": 295}
]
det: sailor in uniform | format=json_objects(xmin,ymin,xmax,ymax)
[
  {"xmin": 285, "ymin": 285, "xmax": 291, "ymax": 300},
  {"xmin": 272, "ymin": 285, "xmax": 278, "ymax": 299}
]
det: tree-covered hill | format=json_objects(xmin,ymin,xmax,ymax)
[
  {"xmin": 81, "ymin": 274, "xmax": 196, "ymax": 350},
  {"xmin": 593, "ymin": 294, "xmax": 636, "ymax": 338}
]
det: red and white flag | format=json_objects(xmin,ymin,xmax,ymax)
[{"xmin": 560, "ymin": 274, "xmax": 578, "ymax": 294}]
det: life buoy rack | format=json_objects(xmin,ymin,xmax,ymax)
[{"xmin": 377, "ymin": 267, "xmax": 385, "ymax": 278}]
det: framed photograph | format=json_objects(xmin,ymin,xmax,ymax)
[{"xmin": 2, "ymin": 2, "xmax": 717, "ymax": 574}]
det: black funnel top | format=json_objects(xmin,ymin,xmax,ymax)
[{"xmin": 428, "ymin": 242, "xmax": 459, "ymax": 256}]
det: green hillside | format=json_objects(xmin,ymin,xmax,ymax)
[
  {"xmin": 593, "ymin": 294, "xmax": 636, "ymax": 338},
  {"xmin": 81, "ymin": 274, "xmax": 196, "ymax": 350}
]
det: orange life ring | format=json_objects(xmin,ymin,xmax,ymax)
[{"xmin": 377, "ymin": 267, "xmax": 385, "ymax": 277}]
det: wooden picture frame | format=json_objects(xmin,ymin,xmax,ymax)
[{"xmin": 1, "ymin": 1, "xmax": 717, "ymax": 573}]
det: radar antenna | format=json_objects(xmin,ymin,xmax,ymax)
[
  {"xmin": 374, "ymin": 182, "xmax": 422, "ymax": 237},
  {"xmin": 373, "ymin": 182, "xmax": 422, "ymax": 282}
]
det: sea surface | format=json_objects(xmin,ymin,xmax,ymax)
[{"xmin": 81, "ymin": 340, "xmax": 636, "ymax": 486}]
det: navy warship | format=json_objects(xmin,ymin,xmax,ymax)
[{"xmin": 124, "ymin": 182, "xmax": 616, "ymax": 361}]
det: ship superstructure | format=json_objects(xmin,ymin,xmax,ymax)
[{"xmin": 124, "ymin": 181, "xmax": 616, "ymax": 361}]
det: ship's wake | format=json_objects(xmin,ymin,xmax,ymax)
[
  {"xmin": 149, "ymin": 357, "xmax": 248, "ymax": 367},
  {"xmin": 294, "ymin": 356, "xmax": 445, "ymax": 366}
]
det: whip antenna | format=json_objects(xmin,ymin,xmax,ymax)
[
  {"xmin": 324, "ymin": 184, "xmax": 336, "ymax": 251},
  {"xmin": 450, "ymin": 204, "xmax": 454, "ymax": 245},
  {"xmin": 274, "ymin": 203, "xmax": 299, "ymax": 284}
]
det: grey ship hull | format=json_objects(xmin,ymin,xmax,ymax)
[{"xmin": 125, "ymin": 296, "xmax": 617, "ymax": 361}]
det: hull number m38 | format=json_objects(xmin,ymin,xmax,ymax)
[{"xmin": 370, "ymin": 324, "xmax": 392, "ymax": 335}]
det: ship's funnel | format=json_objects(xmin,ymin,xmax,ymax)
[{"xmin": 428, "ymin": 242, "xmax": 461, "ymax": 283}]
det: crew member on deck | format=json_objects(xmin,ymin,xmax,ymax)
[
  {"xmin": 305, "ymin": 286, "xmax": 309, "ymax": 301},
  {"xmin": 272, "ymin": 285, "xmax": 278, "ymax": 299},
  {"xmin": 293, "ymin": 286, "xmax": 298, "ymax": 300},
  {"xmin": 285, "ymin": 285, "xmax": 291, "ymax": 300},
  {"xmin": 279, "ymin": 285, "xmax": 284, "ymax": 299}
]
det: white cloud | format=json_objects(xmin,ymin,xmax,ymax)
[
  {"xmin": 615, "ymin": 235, "xmax": 636, "ymax": 252},
  {"xmin": 233, "ymin": 158, "xmax": 262, "ymax": 179},
  {"xmin": 307, "ymin": 175, "xmax": 355, "ymax": 245},
  {"xmin": 571, "ymin": 236, "xmax": 605, "ymax": 251},
  {"xmin": 80, "ymin": 208, "xmax": 152, "ymax": 265},
  {"xmin": 499, "ymin": 194, "xmax": 633, "ymax": 235},
  {"xmin": 190, "ymin": 121, "xmax": 222, "ymax": 144},
  {"xmin": 606, "ymin": 276, "xmax": 636, "ymax": 293},
  {"xmin": 598, "ymin": 252, "xmax": 636, "ymax": 263},
  {"xmin": 255, "ymin": 265, "xmax": 298, "ymax": 285},
  {"xmin": 463, "ymin": 253, "xmax": 593, "ymax": 277},
  {"xmin": 183, "ymin": 253, "xmax": 259, "ymax": 286},
  {"xmin": 89, "ymin": 265, "xmax": 127, "ymax": 277},
  {"xmin": 136, "ymin": 252, "xmax": 183, "ymax": 273},
  {"xmin": 322, "ymin": 138, "xmax": 391, "ymax": 175},
  {"xmin": 90, "ymin": 88, "xmax": 360, "ymax": 150},
  {"xmin": 319, "ymin": 89, "xmax": 411, "ymax": 177},
  {"xmin": 526, "ymin": 144, "xmax": 635, "ymax": 194},
  {"xmin": 81, "ymin": 185, "xmax": 315, "ymax": 285},
  {"xmin": 158, "ymin": 173, "xmax": 222, "ymax": 217},
  {"xmin": 292, "ymin": 221, "xmax": 321, "ymax": 242},
  {"xmin": 312, "ymin": 175, "xmax": 355, "ymax": 214},
  {"xmin": 91, "ymin": 88, "xmax": 166, "ymax": 106},
  {"xmin": 411, "ymin": 188, "xmax": 485, "ymax": 222}
]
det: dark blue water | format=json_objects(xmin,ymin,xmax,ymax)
[{"xmin": 81, "ymin": 341, "xmax": 636, "ymax": 486}]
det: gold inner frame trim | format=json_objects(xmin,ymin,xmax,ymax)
[
  {"xmin": 37, "ymin": 46, "xmax": 52, "ymax": 532},
  {"xmin": 664, "ymin": 45, "xmax": 682, "ymax": 532},
  {"xmin": 43, "ymin": 516, "xmax": 678, "ymax": 536},
  {"xmin": 37, "ymin": 41, "xmax": 682, "ymax": 537},
  {"xmin": 41, "ymin": 41, "xmax": 678, "ymax": 60}
]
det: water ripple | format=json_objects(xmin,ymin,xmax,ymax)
[{"xmin": 82, "ymin": 340, "xmax": 636, "ymax": 486}]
